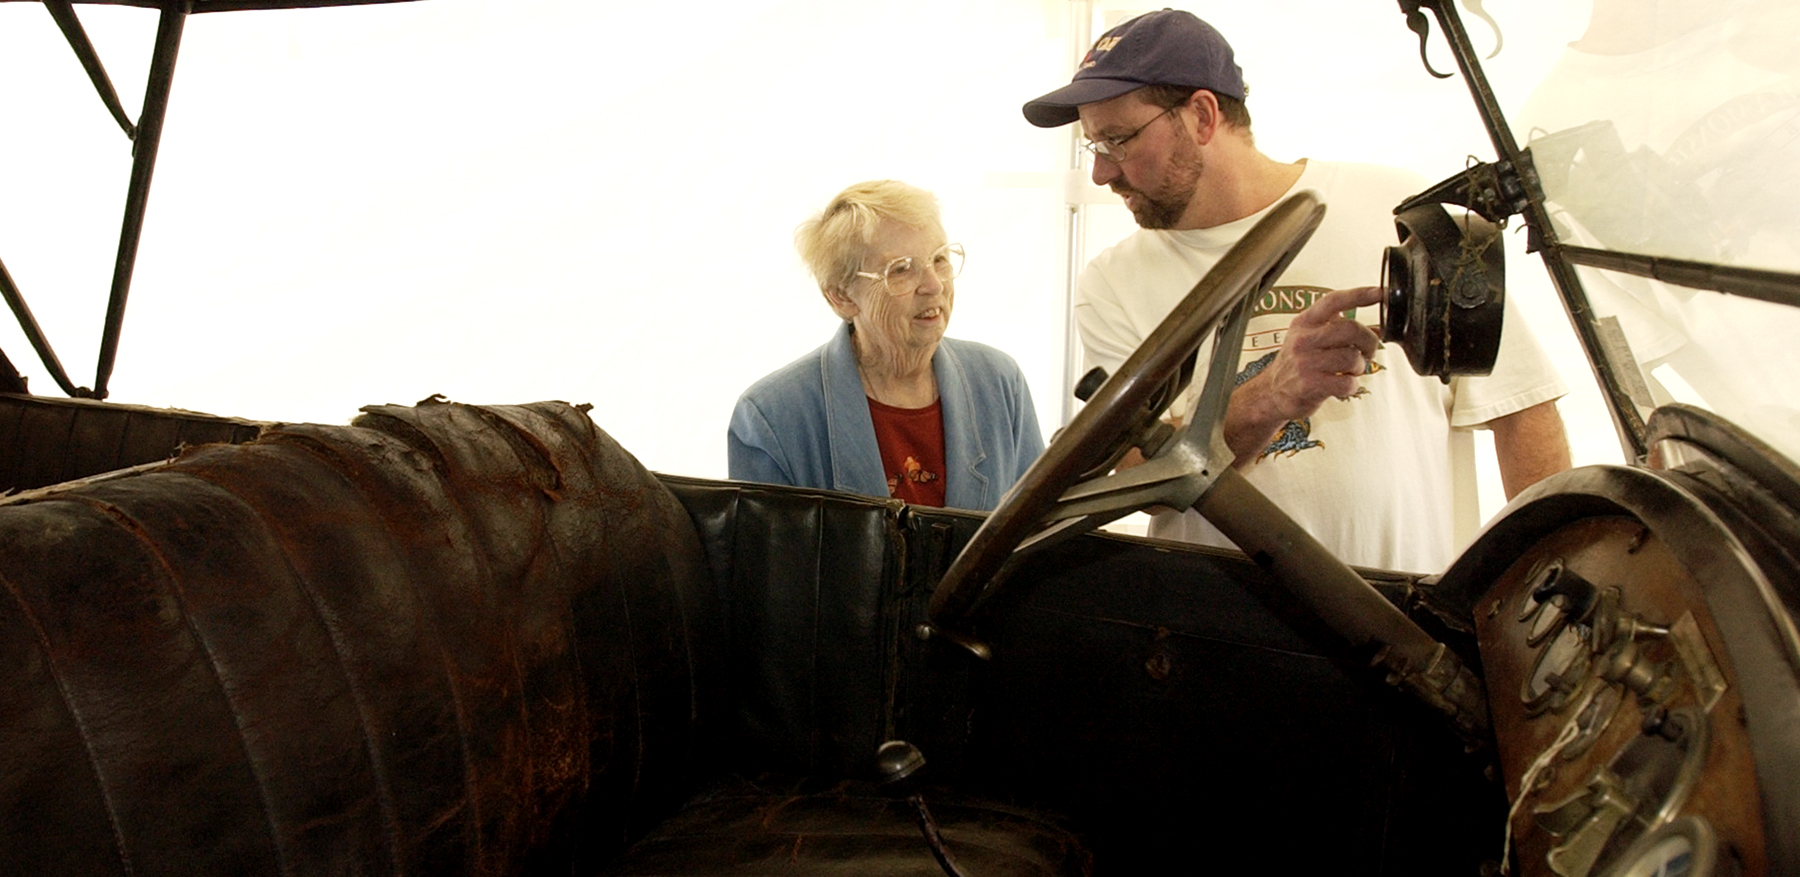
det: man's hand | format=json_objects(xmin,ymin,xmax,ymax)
[{"xmin": 1225, "ymin": 286, "xmax": 1384, "ymax": 465}]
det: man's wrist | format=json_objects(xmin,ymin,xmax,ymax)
[{"xmin": 1223, "ymin": 379, "xmax": 1285, "ymax": 465}]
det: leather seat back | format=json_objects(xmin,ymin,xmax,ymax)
[
  {"xmin": 0, "ymin": 400, "xmax": 717, "ymax": 875},
  {"xmin": 659, "ymin": 476, "xmax": 906, "ymax": 780}
]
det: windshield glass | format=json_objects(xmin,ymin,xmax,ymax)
[{"xmin": 1502, "ymin": 0, "xmax": 1800, "ymax": 461}]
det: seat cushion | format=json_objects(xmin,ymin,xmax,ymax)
[{"xmin": 599, "ymin": 774, "xmax": 1091, "ymax": 877}]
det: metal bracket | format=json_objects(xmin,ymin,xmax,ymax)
[
  {"xmin": 1397, "ymin": 0, "xmax": 1503, "ymax": 79},
  {"xmin": 1395, "ymin": 158, "xmax": 1534, "ymax": 228}
]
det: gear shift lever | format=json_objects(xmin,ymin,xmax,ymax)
[{"xmin": 877, "ymin": 740, "xmax": 971, "ymax": 877}]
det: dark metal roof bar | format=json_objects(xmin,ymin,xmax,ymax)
[
  {"xmin": 2, "ymin": 1, "xmax": 424, "ymax": 12},
  {"xmin": 1561, "ymin": 246, "xmax": 1800, "ymax": 311},
  {"xmin": 0, "ymin": 257, "xmax": 86, "ymax": 396},
  {"xmin": 92, "ymin": 0, "xmax": 188, "ymax": 400},
  {"xmin": 42, "ymin": 0, "xmax": 138, "ymax": 140},
  {"xmin": 184, "ymin": 0, "xmax": 421, "ymax": 10},
  {"xmin": 1405, "ymin": 0, "xmax": 1650, "ymax": 462}
]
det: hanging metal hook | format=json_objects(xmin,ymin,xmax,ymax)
[
  {"xmin": 1398, "ymin": 0, "xmax": 1503, "ymax": 79},
  {"xmin": 1399, "ymin": 0, "xmax": 1452, "ymax": 79}
]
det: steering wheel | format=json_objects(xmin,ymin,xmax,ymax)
[{"xmin": 926, "ymin": 192, "xmax": 1327, "ymax": 647}]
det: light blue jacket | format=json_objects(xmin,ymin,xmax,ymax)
[{"xmin": 728, "ymin": 323, "xmax": 1045, "ymax": 511}]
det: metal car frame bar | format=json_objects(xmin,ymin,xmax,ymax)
[
  {"xmin": 1399, "ymin": 0, "xmax": 1652, "ymax": 462},
  {"xmin": 1, "ymin": 0, "xmax": 422, "ymax": 399}
]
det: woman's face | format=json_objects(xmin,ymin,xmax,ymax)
[{"xmin": 835, "ymin": 220, "xmax": 954, "ymax": 359}]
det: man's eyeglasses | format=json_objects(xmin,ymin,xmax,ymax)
[
  {"xmin": 855, "ymin": 243, "xmax": 965, "ymax": 296},
  {"xmin": 1081, "ymin": 106, "xmax": 1179, "ymax": 163}
]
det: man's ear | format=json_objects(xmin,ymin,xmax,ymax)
[
  {"xmin": 823, "ymin": 285, "xmax": 860, "ymax": 321},
  {"xmin": 1188, "ymin": 89, "xmax": 1222, "ymax": 145}
]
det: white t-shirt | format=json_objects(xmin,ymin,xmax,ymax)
[{"xmin": 1077, "ymin": 160, "xmax": 1567, "ymax": 573}]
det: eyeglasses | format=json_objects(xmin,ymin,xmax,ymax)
[
  {"xmin": 1081, "ymin": 106, "xmax": 1179, "ymax": 163},
  {"xmin": 854, "ymin": 243, "xmax": 965, "ymax": 296}
]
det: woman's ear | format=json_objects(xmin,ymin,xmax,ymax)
[{"xmin": 823, "ymin": 285, "xmax": 860, "ymax": 321}]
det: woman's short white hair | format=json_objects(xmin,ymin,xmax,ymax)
[{"xmin": 796, "ymin": 180, "xmax": 944, "ymax": 293}]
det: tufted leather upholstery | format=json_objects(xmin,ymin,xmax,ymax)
[
  {"xmin": 0, "ymin": 399, "xmax": 1087, "ymax": 876},
  {"xmin": 0, "ymin": 391, "xmax": 265, "ymax": 494},
  {"xmin": 659, "ymin": 477, "xmax": 905, "ymax": 780},
  {"xmin": 636, "ymin": 478, "xmax": 1089, "ymax": 877}
]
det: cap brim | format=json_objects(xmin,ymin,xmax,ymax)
[{"xmin": 1021, "ymin": 77, "xmax": 1146, "ymax": 128}]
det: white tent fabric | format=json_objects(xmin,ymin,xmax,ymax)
[{"xmin": 0, "ymin": 0, "xmax": 1606, "ymax": 530}]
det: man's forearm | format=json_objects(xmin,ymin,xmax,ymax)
[{"xmin": 1492, "ymin": 400, "xmax": 1573, "ymax": 499}]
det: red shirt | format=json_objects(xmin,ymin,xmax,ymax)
[{"xmin": 866, "ymin": 397, "xmax": 946, "ymax": 507}]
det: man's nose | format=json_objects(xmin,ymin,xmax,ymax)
[{"xmin": 1090, "ymin": 154, "xmax": 1121, "ymax": 187}]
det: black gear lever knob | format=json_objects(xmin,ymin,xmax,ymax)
[
  {"xmin": 1073, "ymin": 366, "xmax": 1109, "ymax": 403},
  {"xmin": 876, "ymin": 739, "xmax": 926, "ymax": 790},
  {"xmin": 874, "ymin": 740, "xmax": 970, "ymax": 877}
]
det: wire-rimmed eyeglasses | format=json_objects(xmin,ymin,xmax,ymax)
[
  {"xmin": 854, "ymin": 243, "xmax": 965, "ymax": 296},
  {"xmin": 1081, "ymin": 105, "xmax": 1179, "ymax": 164}
]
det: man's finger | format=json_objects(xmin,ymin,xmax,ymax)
[
  {"xmin": 1291, "ymin": 286, "xmax": 1384, "ymax": 328},
  {"xmin": 1295, "ymin": 312, "xmax": 1382, "ymax": 354}
]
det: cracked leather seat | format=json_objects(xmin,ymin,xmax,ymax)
[{"xmin": 0, "ymin": 398, "xmax": 1088, "ymax": 876}]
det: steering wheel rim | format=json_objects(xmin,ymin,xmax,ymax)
[{"xmin": 927, "ymin": 191, "xmax": 1327, "ymax": 640}]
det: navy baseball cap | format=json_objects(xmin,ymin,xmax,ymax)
[{"xmin": 1023, "ymin": 9, "xmax": 1246, "ymax": 128}]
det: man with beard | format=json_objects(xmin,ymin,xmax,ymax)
[{"xmin": 1023, "ymin": 9, "xmax": 1571, "ymax": 573}]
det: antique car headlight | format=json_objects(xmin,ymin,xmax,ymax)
[{"xmin": 1380, "ymin": 202, "xmax": 1506, "ymax": 381}]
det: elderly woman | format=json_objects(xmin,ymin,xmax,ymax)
[{"xmin": 728, "ymin": 180, "xmax": 1044, "ymax": 511}]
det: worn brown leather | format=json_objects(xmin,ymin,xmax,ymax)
[
  {"xmin": 0, "ymin": 399, "xmax": 1091, "ymax": 876},
  {"xmin": 0, "ymin": 399, "xmax": 716, "ymax": 875},
  {"xmin": 604, "ymin": 774, "xmax": 1090, "ymax": 877}
]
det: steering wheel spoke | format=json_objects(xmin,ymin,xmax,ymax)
[
  {"xmin": 1015, "ymin": 452, "xmax": 1199, "ymax": 548},
  {"xmin": 995, "ymin": 290, "xmax": 1258, "ymax": 575}
]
